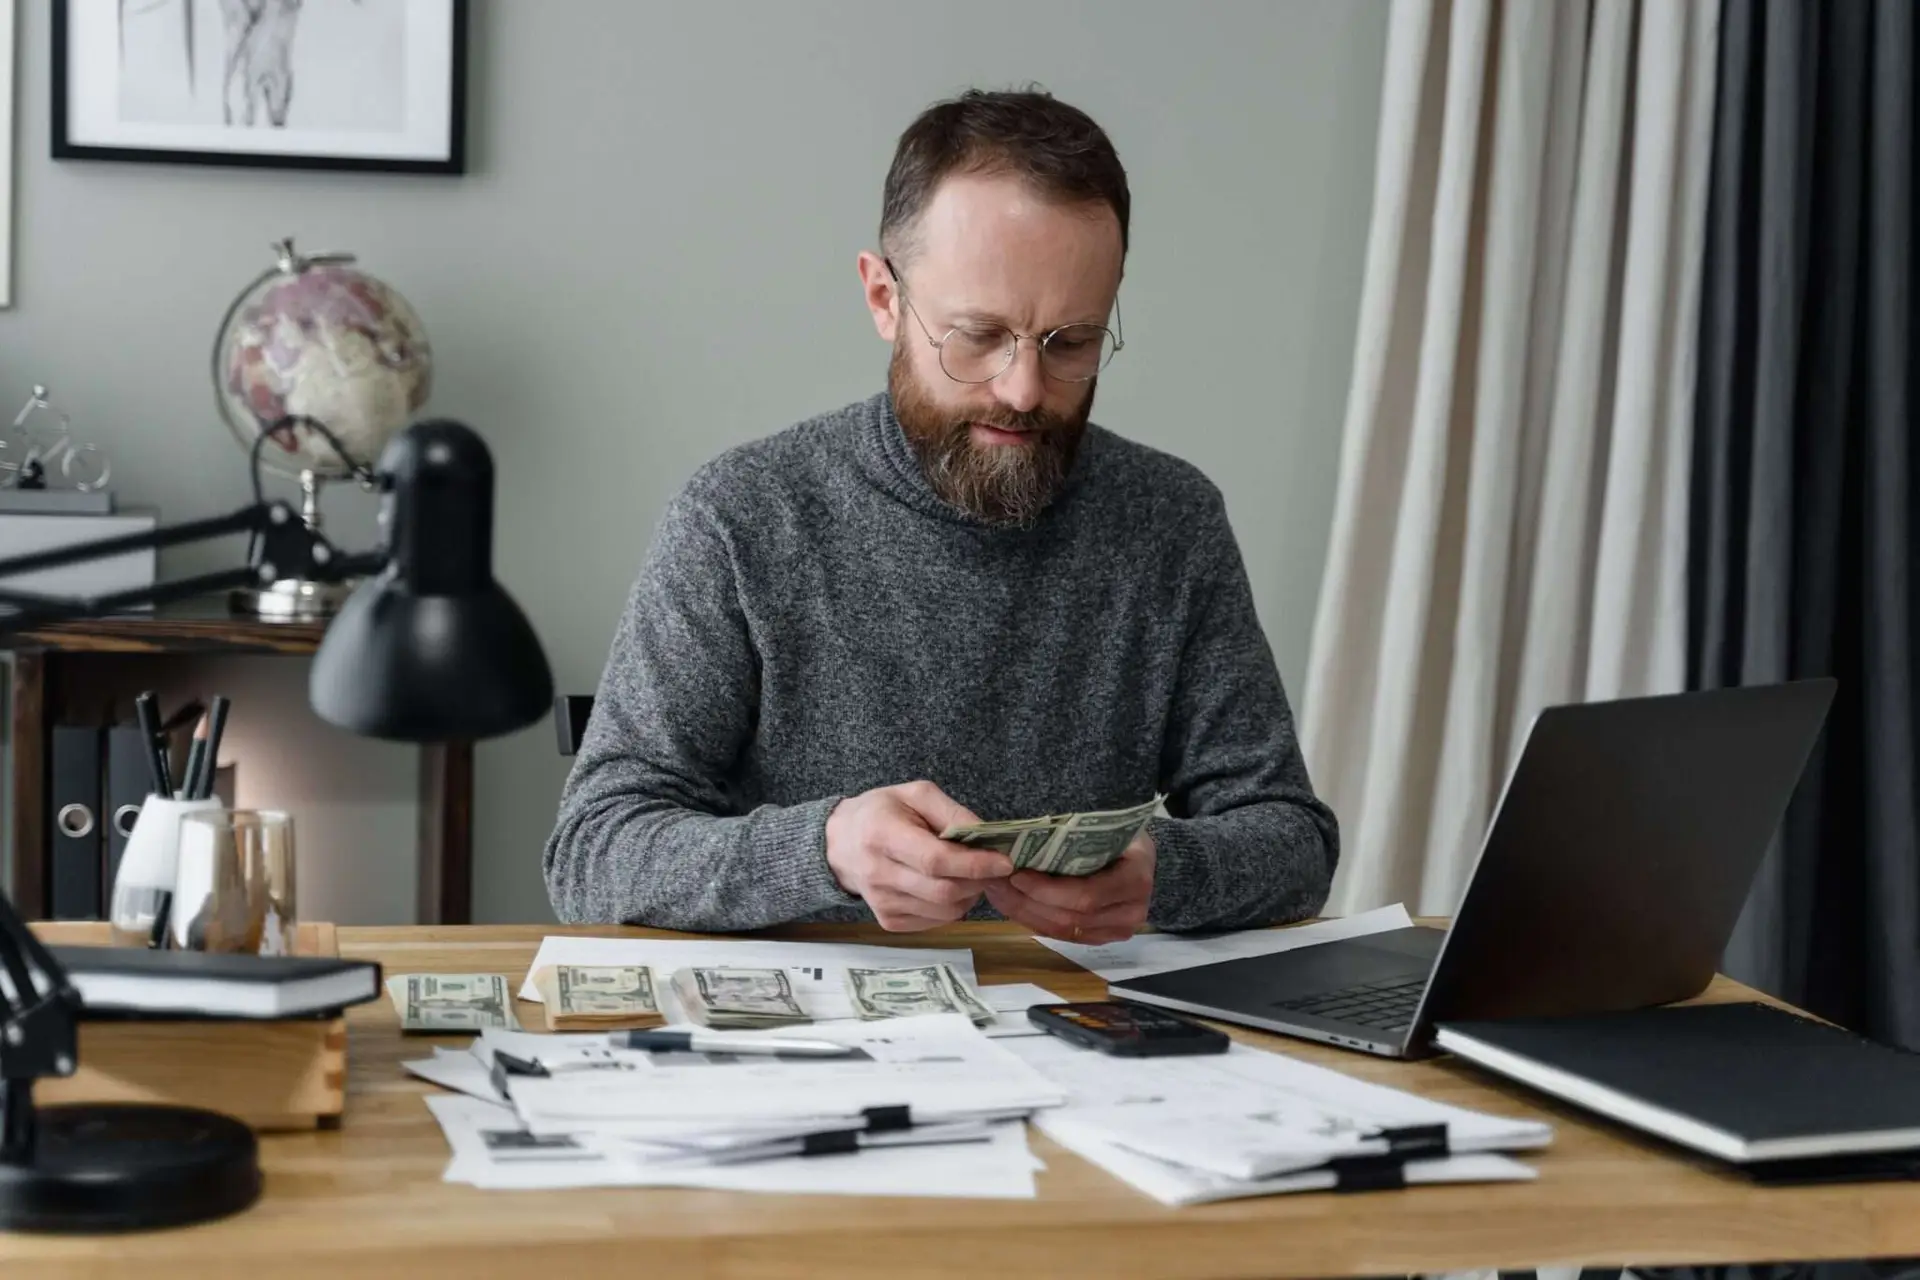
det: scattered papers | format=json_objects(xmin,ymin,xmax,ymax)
[
  {"xmin": 427, "ymin": 1094, "xmax": 1040, "ymax": 1198},
  {"xmin": 516, "ymin": 936, "xmax": 980, "ymax": 1023},
  {"xmin": 1005, "ymin": 1033, "xmax": 1548, "ymax": 1205},
  {"xmin": 1035, "ymin": 903, "xmax": 1416, "ymax": 983},
  {"xmin": 503, "ymin": 1013, "xmax": 1065, "ymax": 1133},
  {"xmin": 403, "ymin": 1046, "xmax": 506, "ymax": 1104}
]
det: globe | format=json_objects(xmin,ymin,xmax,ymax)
[
  {"xmin": 212, "ymin": 239, "xmax": 434, "ymax": 619},
  {"xmin": 213, "ymin": 238, "xmax": 434, "ymax": 482}
]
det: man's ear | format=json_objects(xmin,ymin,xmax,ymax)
[{"xmin": 857, "ymin": 250, "xmax": 900, "ymax": 343}]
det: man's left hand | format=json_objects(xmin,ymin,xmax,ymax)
[{"xmin": 983, "ymin": 833, "xmax": 1154, "ymax": 945}]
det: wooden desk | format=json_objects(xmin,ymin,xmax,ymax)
[{"xmin": 4, "ymin": 922, "xmax": 1917, "ymax": 1279}]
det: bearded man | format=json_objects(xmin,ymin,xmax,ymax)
[{"xmin": 543, "ymin": 88, "xmax": 1339, "ymax": 944}]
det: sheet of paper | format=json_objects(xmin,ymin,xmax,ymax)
[
  {"xmin": 428, "ymin": 1094, "xmax": 1038, "ymax": 1198},
  {"xmin": 978, "ymin": 982, "xmax": 1063, "ymax": 1038},
  {"xmin": 1006, "ymin": 1034, "xmax": 1549, "ymax": 1180},
  {"xmin": 1004, "ymin": 1032, "xmax": 1547, "ymax": 1202},
  {"xmin": 402, "ymin": 1046, "xmax": 506, "ymax": 1104},
  {"xmin": 1034, "ymin": 903, "xmax": 1416, "ymax": 982},
  {"xmin": 505, "ymin": 1013, "xmax": 1064, "ymax": 1132},
  {"xmin": 516, "ymin": 936, "xmax": 979, "ymax": 1024},
  {"xmin": 1038, "ymin": 1119, "xmax": 1535, "ymax": 1206}
]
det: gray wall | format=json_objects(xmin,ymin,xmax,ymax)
[{"xmin": 0, "ymin": 0, "xmax": 1389, "ymax": 924}]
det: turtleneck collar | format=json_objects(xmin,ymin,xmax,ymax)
[{"xmin": 849, "ymin": 390, "xmax": 1103, "ymax": 532}]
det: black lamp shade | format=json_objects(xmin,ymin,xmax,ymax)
[{"xmin": 309, "ymin": 420, "xmax": 554, "ymax": 741}]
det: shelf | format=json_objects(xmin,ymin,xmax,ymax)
[{"xmin": 1, "ymin": 603, "xmax": 327, "ymax": 655}]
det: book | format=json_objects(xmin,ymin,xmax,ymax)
[
  {"xmin": 51, "ymin": 945, "xmax": 383, "ymax": 1020},
  {"xmin": 1434, "ymin": 1001, "xmax": 1920, "ymax": 1167}
]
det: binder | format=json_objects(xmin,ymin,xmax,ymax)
[
  {"xmin": 103, "ymin": 723, "xmax": 156, "ymax": 915},
  {"xmin": 1435, "ymin": 1001, "xmax": 1920, "ymax": 1182},
  {"xmin": 48, "ymin": 723, "xmax": 103, "ymax": 920}
]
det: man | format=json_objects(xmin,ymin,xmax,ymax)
[{"xmin": 544, "ymin": 88, "xmax": 1338, "ymax": 944}]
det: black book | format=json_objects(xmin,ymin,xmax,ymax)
[
  {"xmin": 1434, "ymin": 1002, "xmax": 1920, "ymax": 1172},
  {"xmin": 50, "ymin": 946, "xmax": 382, "ymax": 1020}
]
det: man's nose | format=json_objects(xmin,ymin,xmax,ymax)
[{"xmin": 992, "ymin": 341, "xmax": 1047, "ymax": 414}]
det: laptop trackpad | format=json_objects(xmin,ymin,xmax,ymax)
[{"xmin": 1122, "ymin": 927, "xmax": 1442, "ymax": 1004}]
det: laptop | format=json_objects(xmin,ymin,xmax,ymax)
[{"xmin": 1110, "ymin": 680, "xmax": 1837, "ymax": 1059}]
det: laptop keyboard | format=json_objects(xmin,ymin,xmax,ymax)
[{"xmin": 1273, "ymin": 976, "xmax": 1426, "ymax": 1032}]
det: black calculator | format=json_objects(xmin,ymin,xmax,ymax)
[{"xmin": 1027, "ymin": 1001, "xmax": 1230, "ymax": 1057}]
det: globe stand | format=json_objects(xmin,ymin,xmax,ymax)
[{"xmin": 229, "ymin": 469, "xmax": 359, "ymax": 620}]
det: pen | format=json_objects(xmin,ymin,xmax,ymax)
[
  {"xmin": 132, "ymin": 692, "xmax": 169, "ymax": 797},
  {"xmin": 692, "ymin": 1122, "xmax": 993, "ymax": 1166},
  {"xmin": 194, "ymin": 696, "xmax": 231, "ymax": 800},
  {"xmin": 613, "ymin": 1029, "xmax": 856, "ymax": 1057}
]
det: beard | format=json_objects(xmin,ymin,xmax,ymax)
[{"xmin": 889, "ymin": 341, "xmax": 1093, "ymax": 528}]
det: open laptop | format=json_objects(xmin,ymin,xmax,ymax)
[{"xmin": 1110, "ymin": 680, "xmax": 1837, "ymax": 1059}]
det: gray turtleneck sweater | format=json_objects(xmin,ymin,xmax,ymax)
[{"xmin": 543, "ymin": 392, "xmax": 1339, "ymax": 932}]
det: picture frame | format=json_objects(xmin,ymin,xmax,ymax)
[
  {"xmin": 51, "ymin": 0, "xmax": 466, "ymax": 175},
  {"xmin": 1, "ymin": 0, "xmax": 15, "ymax": 306}
]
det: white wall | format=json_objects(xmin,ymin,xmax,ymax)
[{"xmin": 0, "ymin": 0, "xmax": 1390, "ymax": 923}]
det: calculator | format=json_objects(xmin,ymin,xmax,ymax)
[{"xmin": 1027, "ymin": 1001, "xmax": 1230, "ymax": 1056}]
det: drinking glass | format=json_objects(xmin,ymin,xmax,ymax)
[{"xmin": 168, "ymin": 810, "xmax": 297, "ymax": 955}]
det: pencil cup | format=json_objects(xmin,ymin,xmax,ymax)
[
  {"xmin": 107, "ymin": 795, "xmax": 224, "ymax": 948},
  {"xmin": 168, "ymin": 810, "xmax": 297, "ymax": 956}
]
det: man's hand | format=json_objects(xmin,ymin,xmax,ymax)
[
  {"xmin": 826, "ymin": 781, "xmax": 1015, "ymax": 931},
  {"xmin": 984, "ymin": 833, "xmax": 1155, "ymax": 945}
]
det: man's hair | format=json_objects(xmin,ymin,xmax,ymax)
[{"xmin": 879, "ymin": 87, "xmax": 1130, "ymax": 263}]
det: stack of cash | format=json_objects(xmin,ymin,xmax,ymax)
[
  {"xmin": 387, "ymin": 972, "xmax": 518, "ymax": 1034},
  {"xmin": 845, "ymin": 963, "xmax": 996, "ymax": 1027},
  {"xmin": 942, "ymin": 794, "xmax": 1163, "ymax": 877},
  {"xmin": 669, "ymin": 967, "xmax": 811, "ymax": 1029},
  {"xmin": 529, "ymin": 964, "xmax": 663, "ymax": 1032}
]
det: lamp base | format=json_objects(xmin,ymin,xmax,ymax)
[
  {"xmin": 0, "ymin": 1103, "xmax": 261, "ymax": 1233},
  {"xmin": 230, "ymin": 577, "xmax": 358, "ymax": 620}
]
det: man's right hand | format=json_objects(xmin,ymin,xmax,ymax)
[{"xmin": 825, "ymin": 781, "xmax": 1015, "ymax": 931}]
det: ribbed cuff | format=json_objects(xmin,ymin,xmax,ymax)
[
  {"xmin": 1144, "ymin": 816, "xmax": 1208, "ymax": 927},
  {"xmin": 756, "ymin": 795, "xmax": 862, "ymax": 916}
]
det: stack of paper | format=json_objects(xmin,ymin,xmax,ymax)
[
  {"xmin": 1005, "ymin": 1034, "xmax": 1552, "ymax": 1205},
  {"xmin": 416, "ymin": 1014, "xmax": 1060, "ymax": 1199}
]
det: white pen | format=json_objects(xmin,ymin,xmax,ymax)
[{"xmin": 613, "ymin": 1028, "xmax": 856, "ymax": 1057}]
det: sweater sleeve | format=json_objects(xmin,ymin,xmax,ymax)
[
  {"xmin": 541, "ymin": 486, "xmax": 862, "ymax": 929},
  {"xmin": 1144, "ymin": 500, "xmax": 1341, "ymax": 931}
]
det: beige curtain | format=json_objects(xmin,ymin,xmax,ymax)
[{"xmin": 1301, "ymin": 0, "xmax": 1720, "ymax": 917}]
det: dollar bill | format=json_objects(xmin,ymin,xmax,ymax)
[
  {"xmin": 669, "ymin": 967, "xmax": 811, "ymax": 1029},
  {"xmin": 386, "ymin": 972, "xmax": 518, "ymax": 1034},
  {"xmin": 845, "ymin": 964, "xmax": 996, "ymax": 1026},
  {"xmin": 530, "ymin": 964, "xmax": 663, "ymax": 1031},
  {"xmin": 942, "ymin": 795, "xmax": 1162, "ymax": 877}
]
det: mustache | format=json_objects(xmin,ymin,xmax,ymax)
[{"xmin": 955, "ymin": 407, "xmax": 1069, "ymax": 434}]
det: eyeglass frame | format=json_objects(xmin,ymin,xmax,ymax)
[{"xmin": 883, "ymin": 256, "xmax": 1125, "ymax": 385}]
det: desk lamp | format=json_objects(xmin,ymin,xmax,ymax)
[{"xmin": 0, "ymin": 417, "xmax": 554, "ymax": 1231}]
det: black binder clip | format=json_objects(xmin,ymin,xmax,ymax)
[
  {"xmin": 860, "ymin": 1105, "xmax": 914, "ymax": 1133},
  {"xmin": 488, "ymin": 1048, "xmax": 550, "ymax": 1099},
  {"xmin": 1374, "ymin": 1123, "xmax": 1449, "ymax": 1158},
  {"xmin": 1328, "ymin": 1153, "xmax": 1409, "ymax": 1192}
]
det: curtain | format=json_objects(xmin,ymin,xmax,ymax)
[
  {"xmin": 1303, "ymin": 0, "xmax": 1721, "ymax": 917},
  {"xmin": 1690, "ymin": 0, "xmax": 1919, "ymax": 1048}
]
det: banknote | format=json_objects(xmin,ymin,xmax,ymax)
[
  {"xmin": 845, "ymin": 964, "xmax": 996, "ymax": 1026},
  {"xmin": 942, "ymin": 795, "xmax": 1163, "ymax": 876},
  {"xmin": 530, "ymin": 964, "xmax": 663, "ymax": 1031},
  {"xmin": 387, "ymin": 972, "xmax": 518, "ymax": 1034},
  {"xmin": 669, "ymin": 967, "xmax": 811, "ymax": 1029}
]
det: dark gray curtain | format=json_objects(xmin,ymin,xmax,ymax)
[{"xmin": 1689, "ymin": 0, "xmax": 1918, "ymax": 1047}]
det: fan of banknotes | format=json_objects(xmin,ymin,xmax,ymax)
[
  {"xmin": 530, "ymin": 964, "xmax": 663, "ymax": 1031},
  {"xmin": 940, "ymin": 794, "xmax": 1163, "ymax": 876}
]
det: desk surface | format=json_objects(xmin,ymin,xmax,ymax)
[{"xmin": 5, "ymin": 922, "xmax": 1917, "ymax": 1279}]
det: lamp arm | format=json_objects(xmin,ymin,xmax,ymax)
[{"xmin": 0, "ymin": 499, "xmax": 390, "ymax": 638}]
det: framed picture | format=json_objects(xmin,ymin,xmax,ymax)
[
  {"xmin": 1, "ymin": 0, "xmax": 14, "ymax": 306},
  {"xmin": 51, "ymin": 0, "xmax": 466, "ymax": 174}
]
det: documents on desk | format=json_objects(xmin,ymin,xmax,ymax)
[
  {"xmin": 1035, "ymin": 902, "xmax": 1415, "ymax": 982},
  {"xmin": 1004, "ymin": 1034, "xmax": 1551, "ymax": 1206}
]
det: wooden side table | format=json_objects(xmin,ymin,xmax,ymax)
[{"xmin": 2, "ymin": 605, "xmax": 472, "ymax": 923}]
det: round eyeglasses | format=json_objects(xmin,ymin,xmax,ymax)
[{"xmin": 886, "ymin": 258, "xmax": 1124, "ymax": 385}]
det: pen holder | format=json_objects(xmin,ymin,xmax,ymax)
[{"xmin": 107, "ymin": 794, "xmax": 224, "ymax": 948}]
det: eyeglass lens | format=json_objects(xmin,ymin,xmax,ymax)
[{"xmin": 939, "ymin": 324, "xmax": 1117, "ymax": 384}]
